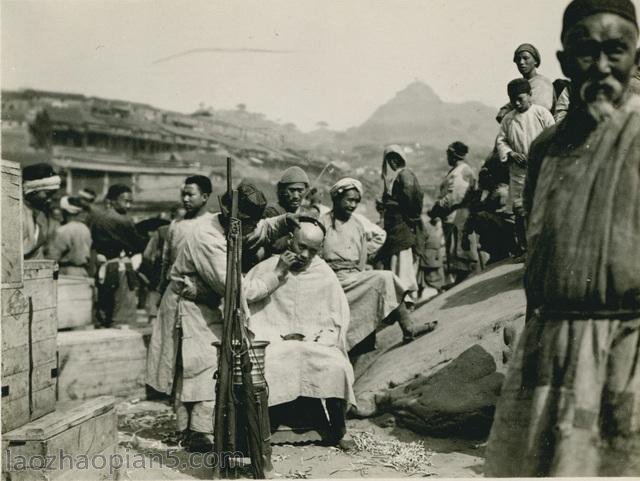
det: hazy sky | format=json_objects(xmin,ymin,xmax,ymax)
[{"xmin": 3, "ymin": 0, "xmax": 639, "ymax": 131}]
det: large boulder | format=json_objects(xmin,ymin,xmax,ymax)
[{"xmin": 352, "ymin": 260, "xmax": 526, "ymax": 435}]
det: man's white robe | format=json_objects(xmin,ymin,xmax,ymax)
[{"xmin": 245, "ymin": 255, "xmax": 356, "ymax": 407}]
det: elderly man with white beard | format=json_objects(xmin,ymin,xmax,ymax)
[{"xmin": 484, "ymin": 0, "xmax": 640, "ymax": 476}]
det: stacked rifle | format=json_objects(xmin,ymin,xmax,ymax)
[{"xmin": 213, "ymin": 158, "xmax": 271, "ymax": 479}]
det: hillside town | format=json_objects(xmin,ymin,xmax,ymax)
[{"xmin": 2, "ymin": 0, "xmax": 640, "ymax": 479}]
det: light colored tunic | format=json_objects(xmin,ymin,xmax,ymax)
[
  {"xmin": 159, "ymin": 212, "xmax": 216, "ymax": 291},
  {"xmin": 496, "ymin": 104, "xmax": 555, "ymax": 208},
  {"xmin": 319, "ymin": 211, "xmax": 407, "ymax": 349},
  {"xmin": 46, "ymin": 220, "xmax": 92, "ymax": 275},
  {"xmin": 145, "ymin": 213, "xmax": 287, "ymax": 402},
  {"xmin": 528, "ymin": 74, "xmax": 554, "ymax": 111},
  {"xmin": 246, "ymin": 255, "xmax": 356, "ymax": 407}
]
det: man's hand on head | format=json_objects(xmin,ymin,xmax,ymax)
[
  {"xmin": 275, "ymin": 250, "xmax": 296, "ymax": 278},
  {"xmin": 284, "ymin": 213, "xmax": 301, "ymax": 232}
]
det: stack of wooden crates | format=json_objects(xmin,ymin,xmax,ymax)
[
  {"xmin": 1, "ymin": 160, "xmax": 118, "ymax": 481},
  {"xmin": 2, "ymin": 260, "xmax": 59, "ymax": 431},
  {"xmin": 1, "ymin": 160, "xmax": 58, "ymax": 431}
]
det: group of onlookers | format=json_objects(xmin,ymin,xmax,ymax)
[{"xmin": 16, "ymin": 0, "xmax": 640, "ymax": 471}]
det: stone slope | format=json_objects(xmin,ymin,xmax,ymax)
[{"xmin": 352, "ymin": 261, "xmax": 526, "ymax": 435}]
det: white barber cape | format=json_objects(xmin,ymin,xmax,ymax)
[{"xmin": 245, "ymin": 255, "xmax": 356, "ymax": 407}]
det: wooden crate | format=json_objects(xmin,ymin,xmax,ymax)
[
  {"xmin": 57, "ymin": 276, "xmax": 94, "ymax": 330},
  {"xmin": 2, "ymin": 396, "xmax": 117, "ymax": 481},
  {"xmin": 1, "ymin": 159, "xmax": 23, "ymax": 288},
  {"xmin": 1, "ymin": 261, "xmax": 59, "ymax": 433},
  {"xmin": 57, "ymin": 328, "xmax": 146, "ymax": 401}
]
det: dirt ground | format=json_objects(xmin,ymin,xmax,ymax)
[{"xmin": 115, "ymin": 398, "xmax": 485, "ymax": 480}]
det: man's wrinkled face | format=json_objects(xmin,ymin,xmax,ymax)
[
  {"xmin": 334, "ymin": 189, "xmax": 361, "ymax": 219},
  {"xmin": 559, "ymin": 13, "xmax": 639, "ymax": 120},
  {"xmin": 279, "ymin": 183, "xmax": 307, "ymax": 213},
  {"xmin": 289, "ymin": 223, "xmax": 324, "ymax": 271},
  {"xmin": 181, "ymin": 183, "xmax": 208, "ymax": 215},
  {"xmin": 510, "ymin": 92, "xmax": 532, "ymax": 113},
  {"xmin": 112, "ymin": 192, "xmax": 133, "ymax": 215},
  {"xmin": 515, "ymin": 51, "xmax": 537, "ymax": 77}
]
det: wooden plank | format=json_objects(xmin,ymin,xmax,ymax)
[
  {"xmin": 57, "ymin": 330, "xmax": 146, "ymax": 400},
  {"xmin": 54, "ymin": 443, "xmax": 118, "ymax": 481},
  {"xmin": 56, "ymin": 328, "xmax": 143, "ymax": 345},
  {"xmin": 1, "ymin": 370, "xmax": 29, "ymax": 402},
  {"xmin": 1, "ymin": 310, "xmax": 29, "ymax": 351},
  {"xmin": 22, "ymin": 276, "xmax": 57, "ymax": 312},
  {"xmin": 31, "ymin": 384, "xmax": 56, "ymax": 421},
  {"xmin": 2, "ymin": 308, "xmax": 57, "ymax": 353},
  {"xmin": 1, "ymin": 262, "xmax": 58, "ymax": 317},
  {"xmin": 31, "ymin": 308, "xmax": 58, "ymax": 344},
  {"xmin": 1, "ymin": 347, "xmax": 28, "ymax": 378},
  {"xmin": 1, "ymin": 287, "xmax": 30, "ymax": 318},
  {"xmin": 0, "ymin": 393, "xmax": 30, "ymax": 433},
  {"xmin": 3, "ymin": 396, "xmax": 115, "ymax": 441},
  {"xmin": 57, "ymin": 329, "xmax": 146, "ymax": 363},
  {"xmin": 22, "ymin": 261, "xmax": 57, "ymax": 280},
  {"xmin": 4, "ymin": 410, "xmax": 116, "ymax": 463},
  {"xmin": 2, "ymin": 339, "xmax": 57, "ymax": 377},
  {"xmin": 1, "ymin": 159, "xmax": 23, "ymax": 287},
  {"xmin": 1, "ymin": 360, "xmax": 57, "ymax": 432},
  {"xmin": 57, "ymin": 359, "xmax": 146, "ymax": 402},
  {"xmin": 1, "ymin": 443, "xmax": 117, "ymax": 481},
  {"xmin": 3, "ymin": 408, "xmax": 117, "ymax": 480},
  {"xmin": 1, "ymin": 282, "xmax": 57, "ymax": 318},
  {"xmin": 32, "ymin": 359, "xmax": 57, "ymax": 392},
  {"xmin": 1, "ymin": 387, "xmax": 57, "ymax": 434}
]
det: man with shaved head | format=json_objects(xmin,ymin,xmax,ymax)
[
  {"xmin": 485, "ymin": 0, "xmax": 640, "ymax": 476},
  {"xmin": 245, "ymin": 217, "xmax": 356, "ymax": 449},
  {"xmin": 146, "ymin": 181, "xmax": 300, "ymax": 452}
]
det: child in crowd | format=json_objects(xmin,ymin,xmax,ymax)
[{"xmin": 496, "ymin": 78, "xmax": 554, "ymax": 254}]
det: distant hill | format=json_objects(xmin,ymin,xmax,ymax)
[{"xmin": 342, "ymin": 81, "xmax": 497, "ymax": 150}]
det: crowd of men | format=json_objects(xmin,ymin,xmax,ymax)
[{"xmin": 16, "ymin": 0, "xmax": 640, "ymax": 475}]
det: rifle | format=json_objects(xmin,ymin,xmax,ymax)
[{"xmin": 213, "ymin": 158, "xmax": 268, "ymax": 479}]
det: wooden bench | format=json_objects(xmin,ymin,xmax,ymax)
[{"xmin": 2, "ymin": 396, "xmax": 118, "ymax": 481}]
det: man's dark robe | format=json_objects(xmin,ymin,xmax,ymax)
[
  {"xmin": 485, "ymin": 94, "xmax": 640, "ymax": 477},
  {"xmin": 88, "ymin": 206, "xmax": 147, "ymax": 326},
  {"xmin": 376, "ymin": 167, "xmax": 424, "ymax": 262}
]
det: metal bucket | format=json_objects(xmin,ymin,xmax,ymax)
[{"xmin": 213, "ymin": 340, "xmax": 269, "ymax": 386}]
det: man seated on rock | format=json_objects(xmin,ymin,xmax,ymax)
[
  {"xmin": 245, "ymin": 217, "xmax": 356, "ymax": 449},
  {"xmin": 319, "ymin": 178, "xmax": 437, "ymax": 352}
]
